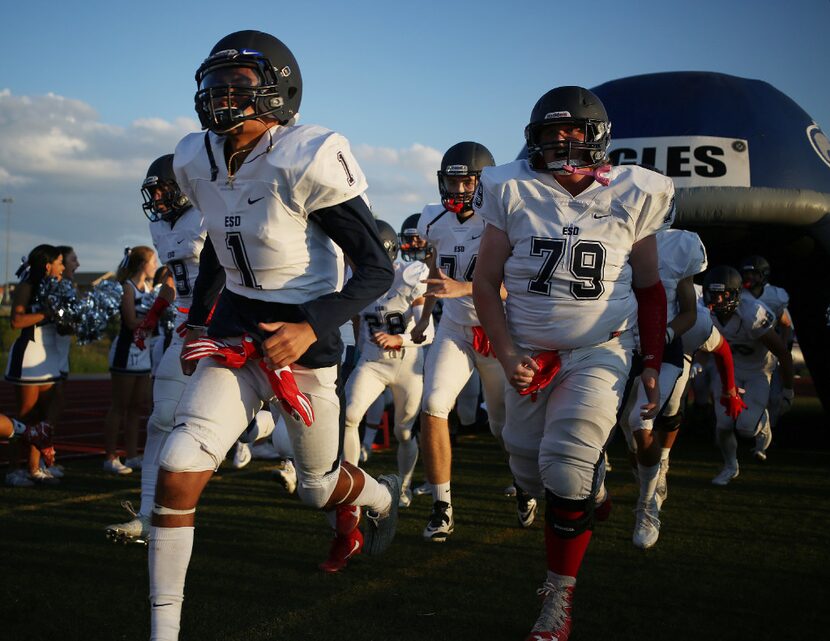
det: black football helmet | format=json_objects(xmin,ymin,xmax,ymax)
[
  {"xmin": 399, "ymin": 213, "xmax": 430, "ymax": 262},
  {"xmin": 739, "ymin": 255, "xmax": 771, "ymax": 288},
  {"xmin": 195, "ymin": 30, "xmax": 302, "ymax": 133},
  {"xmin": 438, "ymin": 142, "xmax": 495, "ymax": 214},
  {"xmin": 141, "ymin": 155, "xmax": 191, "ymax": 223},
  {"xmin": 375, "ymin": 219, "xmax": 399, "ymax": 263},
  {"xmin": 703, "ymin": 266, "xmax": 743, "ymax": 315},
  {"xmin": 525, "ymin": 86, "xmax": 611, "ymax": 172}
]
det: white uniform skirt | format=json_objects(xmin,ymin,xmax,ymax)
[{"xmin": 5, "ymin": 323, "xmax": 63, "ymax": 385}]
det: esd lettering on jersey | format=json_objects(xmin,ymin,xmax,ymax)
[
  {"xmin": 453, "ymin": 245, "xmax": 465, "ymax": 253},
  {"xmin": 563, "ymin": 225, "xmax": 579, "ymax": 236},
  {"xmin": 224, "ymin": 215, "xmax": 242, "ymax": 228}
]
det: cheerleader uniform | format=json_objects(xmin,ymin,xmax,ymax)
[
  {"xmin": 108, "ymin": 281, "xmax": 153, "ymax": 375},
  {"xmin": 5, "ymin": 301, "xmax": 63, "ymax": 385}
]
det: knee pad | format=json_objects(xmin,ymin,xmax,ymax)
[
  {"xmin": 656, "ymin": 413, "xmax": 682, "ymax": 433},
  {"xmin": 295, "ymin": 467, "xmax": 340, "ymax": 509},
  {"xmin": 545, "ymin": 490, "xmax": 594, "ymax": 538},
  {"xmin": 159, "ymin": 429, "xmax": 218, "ymax": 473}
]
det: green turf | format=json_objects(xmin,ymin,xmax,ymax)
[{"xmin": 1, "ymin": 416, "xmax": 829, "ymax": 641}]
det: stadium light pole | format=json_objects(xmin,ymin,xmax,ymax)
[{"xmin": 2, "ymin": 197, "xmax": 12, "ymax": 305}]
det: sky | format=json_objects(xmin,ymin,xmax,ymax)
[{"xmin": 0, "ymin": 0, "xmax": 829, "ymax": 274}]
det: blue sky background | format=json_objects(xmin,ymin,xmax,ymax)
[{"xmin": 1, "ymin": 0, "xmax": 828, "ymax": 271}]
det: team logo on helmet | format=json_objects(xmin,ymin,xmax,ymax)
[
  {"xmin": 807, "ymin": 123, "xmax": 830, "ymax": 169},
  {"xmin": 445, "ymin": 164, "xmax": 469, "ymax": 175},
  {"xmin": 545, "ymin": 111, "xmax": 572, "ymax": 119}
]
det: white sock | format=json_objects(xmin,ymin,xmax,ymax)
[
  {"xmin": 716, "ymin": 429, "xmax": 738, "ymax": 467},
  {"xmin": 637, "ymin": 462, "xmax": 660, "ymax": 506},
  {"xmin": 432, "ymin": 481, "xmax": 451, "ymax": 505},
  {"xmin": 353, "ymin": 469, "xmax": 392, "ymax": 516},
  {"xmin": 397, "ymin": 437, "xmax": 419, "ymax": 492},
  {"xmin": 149, "ymin": 526, "xmax": 194, "ymax": 641},
  {"xmin": 362, "ymin": 426, "xmax": 378, "ymax": 449},
  {"xmin": 660, "ymin": 448, "xmax": 671, "ymax": 463},
  {"xmin": 140, "ymin": 426, "xmax": 168, "ymax": 517}
]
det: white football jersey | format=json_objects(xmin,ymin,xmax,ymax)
[
  {"xmin": 745, "ymin": 284, "xmax": 790, "ymax": 326},
  {"xmin": 418, "ymin": 203, "xmax": 484, "ymax": 326},
  {"xmin": 657, "ymin": 229, "xmax": 707, "ymax": 322},
  {"xmin": 475, "ymin": 161, "xmax": 674, "ymax": 350},
  {"xmin": 173, "ymin": 124, "xmax": 367, "ymax": 304},
  {"xmin": 711, "ymin": 296, "xmax": 776, "ymax": 373},
  {"xmin": 148, "ymin": 206, "xmax": 206, "ymax": 310},
  {"xmin": 358, "ymin": 261, "xmax": 429, "ymax": 360}
]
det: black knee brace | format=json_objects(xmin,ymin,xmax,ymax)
[
  {"xmin": 545, "ymin": 490, "xmax": 594, "ymax": 538},
  {"xmin": 656, "ymin": 412, "xmax": 682, "ymax": 433}
]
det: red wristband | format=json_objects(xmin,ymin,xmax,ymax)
[
  {"xmin": 634, "ymin": 281, "xmax": 667, "ymax": 372},
  {"xmin": 143, "ymin": 295, "xmax": 171, "ymax": 328}
]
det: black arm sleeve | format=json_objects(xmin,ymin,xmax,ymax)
[
  {"xmin": 301, "ymin": 196, "xmax": 394, "ymax": 338},
  {"xmin": 186, "ymin": 234, "xmax": 226, "ymax": 328}
]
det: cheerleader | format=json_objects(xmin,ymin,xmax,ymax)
[
  {"xmin": 103, "ymin": 246, "xmax": 157, "ymax": 474},
  {"xmin": 4, "ymin": 244, "xmax": 65, "ymax": 486}
]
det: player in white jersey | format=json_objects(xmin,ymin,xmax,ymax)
[
  {"xmin": 739, "ymin": 255, "xmax": 794, "ymax": 435},
  {"xmin": 105, "ymin": 154, "xmax": 209, "ymax": 545},
  {"xmin": 410, "ymin": 141, "xmax": 529, "ymax": 542},
  {"xmin": 343, "ymin": 220, "xmax": 432, "ymax": 513},
  {"xmin": 655, "ymin": 287, "xmax": 743, "ymax": 493},
  {"xmin": 617, "ymin": 228, "xmax": 707, "ymax": 548},
  {"xmin": 473, "ymin": 86, "xmax": 672, "ymax": 641},
  {"xmin": 146, "ymin": 31, "xmax": 397, "ymax": 641},
  {"xmin": 703, "ymin": 266, "xmax": 795, "ymax": 485}
]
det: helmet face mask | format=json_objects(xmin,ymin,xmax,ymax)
[
  {"xmin": 195, "ymin": 31, "xmax": 301, "ymax": 134},
  {"xmin": 399, "ymin": 213, "xmax": 429, "ymax": 262},
  {"xmin": 437, "ymin": 142, "xmax": 495, "ymax": 214},
  {"xmin": 704, "ymin": 266, "xmax": 743, "ymax": 317},
  {"xmin": 525, "ymin": 86, "xmax": 611, "ymax": 173},
  {"xmin": 141, "ymin": 155, "xmax": 191, "ymax": 223},
  {"xmin": 739, "ymin": 255, "xmax": 771, "ymax": 290}
]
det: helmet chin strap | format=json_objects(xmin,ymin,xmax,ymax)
[{"xmin": 561, "ymin": 163, "xmax": 612, "ymax": 186}]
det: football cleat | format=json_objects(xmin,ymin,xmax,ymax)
[
  {"xmin": 632, "ymin": 500, "xmax": 661, "ymax": 550},
  {"xmin": 423, "ymin": 500, "xmax": 454, "ymax": 542},
  {"xmin": 752, "ymin": 424, "xmax": 772, "ymax": 462},
  {"xmin": 105, "ymin": 501, "xmax": 150, "ymax": 545},
  {"xmin": 319, "ymin": 527, "xmax": 363, "ymax": 573},
  {"xmin": 712, "ymin": 464, "xmax": 740, "ymax": 486},
  {"xmin": 504, "ymin": 484, "xmax": 517, "ymax": 497},
  {"xmin": 231, "ymin": 442, "xmax": 252, "ymax": 469},
  {"xmin": 363, "ymin": 475, "xmax": 401, "ymax": 555},
  {"xmin": 399, "ymin": 487, "xmax": 413, "ymax": 508},
  {"xmin": 359, "ymin": 444, "xmax": 371, "ymax": 464},
  {"xmin": 517, "ymin": 491, "xmax": 538, "ymax": 528},
  {"xmin": 412, "ymin": 482, "xmax": 431, "ymax": 497},
  {"xmin": 272, "ymin": 458, "xmax": 297, "ymax": 494},
  {"xmin": 527, "ymin": 579, "xmax": 574, "ymax": 641}
]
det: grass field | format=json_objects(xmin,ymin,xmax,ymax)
[{"xmin": 1, "ymin": 398, "xmax": 829, "ymax": 641}]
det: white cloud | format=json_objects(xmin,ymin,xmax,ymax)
[{"xmin": 0, "ymin": 89, "xmax": 441, "ymax": 271}]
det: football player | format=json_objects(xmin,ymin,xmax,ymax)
[
  {"xmin": 411, "ymin": 141, "xmax": 534, "ymax": 543},
  {"xmin": 739, "ymin": 255, "xmax": 794, "ymax": 436},
  {"xmin": 105, "ymin": 155, "xmax": 209, "ymax": 544},
  {"xmin": 703, "ymin": 266, "xmax": 795, "ymax": 484},
  {"xmin": 148, "ymin": 31, "xmax": 397, "ymax": 641},
  {"xmin": 618, "ymin": 229, "xmax": 742, "ymax": 548},
  {"xmin": 655, "ymin": 284, "xmax": 744, "ymax": 503},
  {"xmin": 473, "ymin": 86, "xmax": 672, "ymax": 640},
  {"xmin": 343, "ymin": 219, "xmax": 432, "ymax": 516}
]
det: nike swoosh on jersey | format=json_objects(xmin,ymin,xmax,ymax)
[
  {"xmin": 248, "ymin": 196, "xmax": 264, "ymax": 205},
  {"xmin": 592, "ymin": 213, "xmax": 612, "ymax": 219},
  {"xmin": 471, "ymin": 233, "xmax": 482, "ymax": 240},
  {"xmin": 176, "ymin": 239, "xmax": 184, "ymax": 244}
]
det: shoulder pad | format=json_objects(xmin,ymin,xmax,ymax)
[{"xmin": 402, "ymin": 261, "xmax": 430, "ymax": 288}]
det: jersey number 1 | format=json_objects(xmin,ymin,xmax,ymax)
[{"xmin": 226, "ymin": 232, "xmax": 261, "ymax": 289}]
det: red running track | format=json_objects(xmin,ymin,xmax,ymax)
[{"xmin": 0, "ymin": 378, "xmax": 147, "ymax": 466}]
